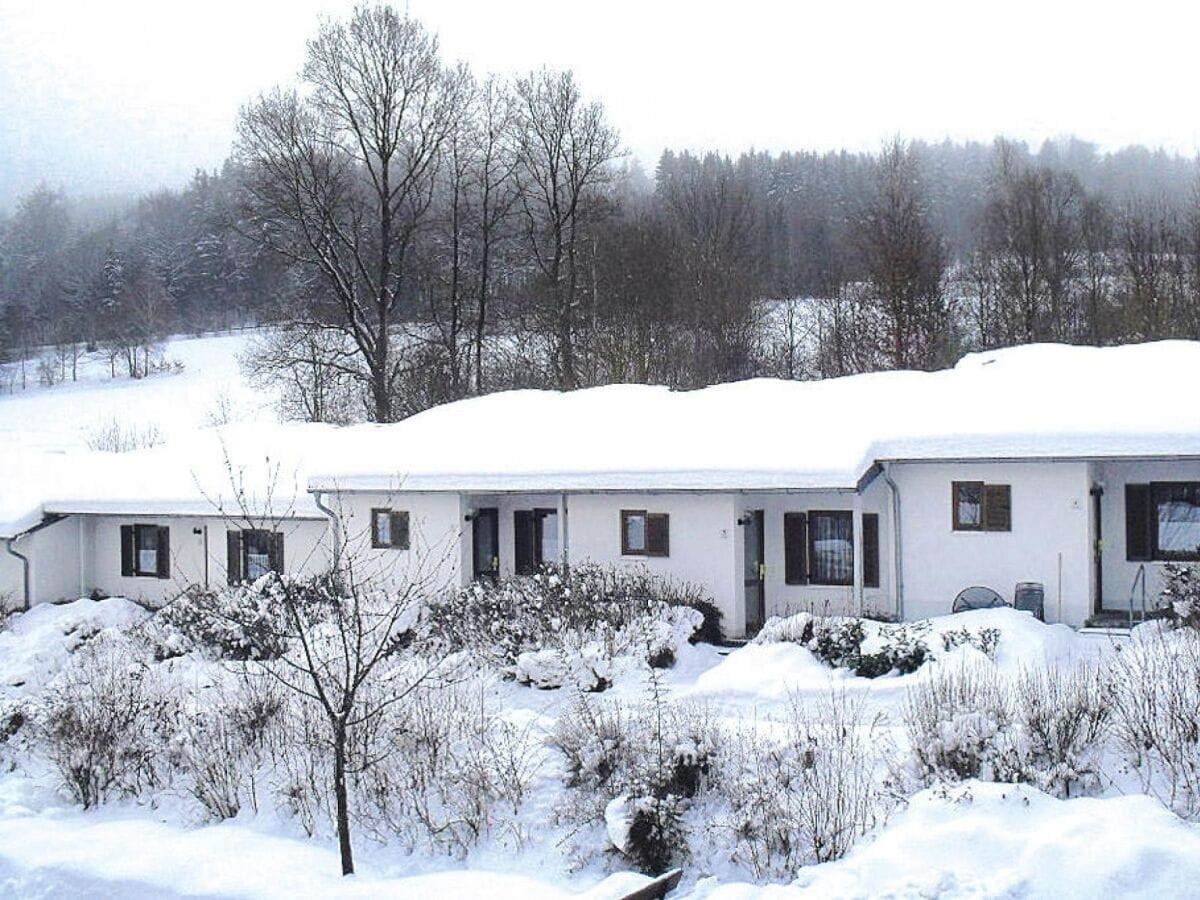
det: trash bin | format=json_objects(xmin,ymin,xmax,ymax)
[{"xmin": 1014, "ymin": 582, "xmax": 1045, "ymax": 621}]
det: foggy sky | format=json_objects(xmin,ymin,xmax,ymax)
[{"xmin": 2, "ymin": 0, "xmax": 1199, "ymax": 212}]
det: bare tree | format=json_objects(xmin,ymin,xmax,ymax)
[
  {"xmin": 513, "ymin": 68, "xmax": 620, "ymax": 389},
  {"xmin": 236, "ymin": 6, "xmax": 468, "ymax": 421}
]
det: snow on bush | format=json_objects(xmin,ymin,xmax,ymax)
[
  {"xmin": 551, "ymin": 678, "xmax": 717, "ymax": 873},
  {"xmin": 903, "ymin": 660, "xmax": 1109, "ymax": 798},
  {"xmin": 1159, "ymin": 562, "xmax": 1200, "ymax": 628},
  {"xmin": 31, "ymin": 636, "xmax": 174, "ymax": 808},
  {"xmin": 715, "ymin": 690, "xmax": 893, "ymax": 878},
  {"xmin": 430, "ymin": 566, "xmax": 711, "ymax": 690},
  {"xmin": 151, "ymin": 576, "xmax": 301, "ymax": 660},
  {"xmin": 1111, "ymin": 629, "xmax": 1200, "ymax": 817}
]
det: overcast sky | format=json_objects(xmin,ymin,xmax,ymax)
[{"xmin": 2, "ymin": 0, "xmax": 1199, "ymax": 212}]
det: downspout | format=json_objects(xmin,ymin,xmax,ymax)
[
  {"xmin": 882, "ymin": 464, "xmax": 905, "ymax": 621},
  {"xmin": 311, "ymin": 490, "xmax": 341, "ymax": 570},
  {"xmin": 4, "ymin": 535, "xmax": 31, "ymax": 613}
]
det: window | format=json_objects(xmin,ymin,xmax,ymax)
[
  {"xmin": 808, "ymin": 510, "xmax": 854, "ymax": 586},
  {"xmin": 227, "ymin": 529, "xmax": 283, "ymax": 584},
  {"xmin": 120, "ymin": 524, "xmax": 169, "ymax": 579},
  {"xmin": 515, "ymin": 508, "xmax": 559, "ymax": 575},
  {"xmin": 371, "ymin": 508, "xmax": 410, "ymax": 550},
  {"xmin": 952, "ymin": 482, "xmax": 1011, "ymax": 532},
  {"xmin": 1127, "ymin": 482, "xmax": 1200, "ymax": 562},
  {"xmin": 621, "ymin": 510, "xmax": 669, "ymax": 557},
  {"xmin": 862, "ymin": 513, "xmax": 880, "ymax": 588}
]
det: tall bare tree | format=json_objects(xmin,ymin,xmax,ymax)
[
  {"xmin": 236, "ymin": 5, "xmax": 467, "ymax": 421},
  {"xmin": 513, "ymin": 69, "xmax": 620, "ymax": 389}
]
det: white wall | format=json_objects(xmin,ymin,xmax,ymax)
[
  {"xmin": 1094, "ymin": 459, "xmax": 1200, "ymax": 612},
  {"xmin": 83, "ymin": 514, "xmax": 330, "ymax": 607},
  {"xmin": 565, "ymin": 493, "xmax": 743, "ymax": 633},
  {"xmin": 890, "ymin": 460, "xmax": 1093, "ymax": 626},
  {"xmin": 1, "ymin": 517, "xmax": 84, "ymax": 609},
  {"xmin": 749, "ymin": 485, "xmax": 893, "ymax": 623},
  {"xmin": 332, "ymin": 491, "xmax": 465, "ymax": 595}
]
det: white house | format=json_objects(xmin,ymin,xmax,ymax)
[{"xmin": 4, "ymin": 342, "xmax": 1199, "ymax": 638}]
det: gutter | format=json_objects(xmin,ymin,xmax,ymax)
[
  {"xmin": 310, "ymin": 490, "xmax": 341, "ymax": 568},
  {"xmin": 881, "ymin": 464, "xmax": 904, "ymax": 621},
  {"xmin": 3, "ymin": 515, "xmax": 67, "ymax": 612}
]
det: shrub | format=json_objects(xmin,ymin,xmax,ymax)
[
  {"xmin": 903, "ymin": 662, "xmax": 1013, "ymax": 783},
  {"xmin": 940, "ymin": 626, "xmax": 1001, "ymax": 658},
  {"xmin": 718, "ymin": 691, "xmax": 892, "ymax": 878},
  {"xmin": 809, "ymin": 618, "xmax": 930, "ymax": 678},
  {"xmin": 1160, "ymin": 563, "xmax": 1200, "ymax": 628},
  {"xmin": 34, "ymin": 640, "xmax": 174, "ymax": 808},
  {"xmin": 1111, "ymin": 631, "xmax": 1200, "ymax": 817},
  {"xmin": 429, "ymin": 565, "xmax": 710, "ymax": 688},
  {"xmin": 83, "ymin": 418, "xmax": 164, "ymax": 452}
]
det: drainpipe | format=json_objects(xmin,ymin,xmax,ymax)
[
  {"xmin": 3, "ymin": 514, "xmax": 67, "ymax": 612},
  {"xmin": 882, "ymin": 464, "xmax": 905, "ymax": 621},
  {"xmin": 310, "ymin": 490, "xmax": 341, "ymax": 570},
  {"xmin": 4, "ymin": 535, "xmax": 32, "ymax": 612}
]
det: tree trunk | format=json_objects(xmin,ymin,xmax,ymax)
[{"xmin": 333, "ymin": 728, "xmax": 354, "ymax": 875}]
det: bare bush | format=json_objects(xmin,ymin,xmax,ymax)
[
  {"xmin": 903, "ymin": 662, "xmax": 1013, "ymax": 783},
  {"xmin": 717, "ymin": 691, "xmax": 892, "ymax": 878},
  {"xmin": 35, "ymin": 640, "xmax": 174, "ymax": 808},
  {"xmin": 1111, "ymin": 632, "xmax": 1200, "ymax": 817},
  {"xmin": 84, "ymin": 417, "xmax": 164, "ymax": 452}
]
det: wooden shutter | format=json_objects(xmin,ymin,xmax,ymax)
[
  {"xmin": 514, "ymin": 510, "xmax": 535, "ymax": 574},
  {"xmin": 783, "ymin": 512, "xmax": 808, "ymax": 585},
  {"xmin": 156, "ymin": 526, "xmax": 170, "ymax": 579},
  {"xmin": 984, "ymin": 484, "xmax": 1011, "ymax": 532},
  {"xmin": 391, "ymin": 511, "xmax": 409, "ymax": 550},
  {"xmin": 646, "ymin": 513, "xmax": 670, "ymax": 557},
  {"xmin": 862, "ymin": 513, "xmax": 880, "ymax": 588},
  {"xmin": 120, "ymin": 525, "xmax": 135, "ymax": 577},
  {"xmin": 226, "ymin": 530, "xmax": 242, "ymax": 585},
  {"xmin": 1125, "ymin": 483, "xmax": 1153, "ymax": 561},
  {"xmin": 268, "ymin": 532, "xmax": 284, "ymax": 574}
]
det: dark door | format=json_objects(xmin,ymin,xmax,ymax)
[
  {"xmin": 1091, "ymin": 485, "xmax": 1103, "ymax": 614},
  {"xmin": 744, "ymin": 509, "xmax": 766, "ymax": 633},
  {"xmin": 514, "ymin": 510, "xmax": 536, "ymax": 575},
  {"xmin": 473, "ymin": 507, "xmax": 499, "ymax": 580}
]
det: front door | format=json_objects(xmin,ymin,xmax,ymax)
[
  {"xmin": 473, "ymin": 507, "xmax": 499, "ymax": 580},
  {"xmin": 514, "ymin": 508, "xmax": 559, "ymax": 575},
  {"xmin": 744, "ymin": 509, "xmax": 766, "ymax": 633}
]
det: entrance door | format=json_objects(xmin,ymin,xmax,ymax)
[
  {"xmin": 514, "ymin": 508, "xmax": 559, "ymax": 575},
  {"xmin": 1091, "ymin": 485, "xmax": 1104, "ymax": 614},
  {"xmin": 743, "ymin": 509, "xmax": 766, "ymax": 633},
  {"xmin": 473, "ymin": 507, "xmax": 499, "ymax": 580}
]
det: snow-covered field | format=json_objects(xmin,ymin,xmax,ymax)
[{"xmin": 2, "ymin": 333, "xmax": 1200, "ymax": 897}]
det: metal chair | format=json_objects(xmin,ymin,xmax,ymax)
[{"xmin": 952, "ymin": 585, "xmax": 1008, "ymax": 613}]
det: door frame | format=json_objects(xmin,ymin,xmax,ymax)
[{"xmin": 1090, "ymin": 484, "xmax": 1103, "ymax": 614}]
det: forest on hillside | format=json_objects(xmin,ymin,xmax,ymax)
[{"xmin": 2, "ymin": 6, "xmax": 1199, "ymax": 420}]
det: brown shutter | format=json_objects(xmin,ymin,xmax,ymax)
[
  {"xmin": 268, "ymin": 532, "xmax": 284, "ymax": 574},
  {"xmin": 391, "ymin": 511, "xmax": 409, "ymax": 550},
  {"xmin": 646, "ymin": 513, "xmax": 670, "ymax": 557},
  {"xmin": 156, "ymin": 526, "xmax": 170, "ymax": 579},
  {"xmin": 862, "ymin": 514, "xmax": 880, "ymax": 588},
  {"xmin": 783, "ymin": 512, "xmax": 808, "ymax": 585},
  {"xmin": 226, "ymin": 530, "xmax": 242, "ymax": 585},
  {"xmin": 984, "ymin": 484, "xmax": 1011, "ymax": 531},
  {"xmin": 1125, "ymin": 483, "xmax": 1153, "ymax": 561},
  {"xmin": 120, "ymin": 525, "xmax": 135, "ymax": 577}
]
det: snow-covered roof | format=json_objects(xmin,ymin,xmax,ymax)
[
  {"xmin": 308, "ymin": 341, "xmax": 1200, "ymax": 494},
  {"xmin": 4, "ymin": 340, "xmax": 1198, "ymax": 537}
]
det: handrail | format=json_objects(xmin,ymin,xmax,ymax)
[{"xmin": 1129, "ymin": 563, "xmax": 1147, "ymax": 629}]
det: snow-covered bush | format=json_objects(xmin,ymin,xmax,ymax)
[
  {"xmin": 903, "ymin": 662, "xmax": 1014, "ymax": 784},
  {"xmin": 33, "ymin": 639, "xmax": 174, "ymax": 808},
  {"xmin": 796, "ymin": 616, "xmax": 930, "ymax": 677},
  {"xmin": 1111, "ymin": 631, "xmax": 1200, "ymax": 817},
  {"xmin": 351, "ymin": 680, "xmax": 537, "ymax": 855},
  {"xmin": 551, "ymin": 680, "xmax": 718, "ymax": 873},
  {"xmin": 940, "ymin": 626, "xmax": 1001, "ymax": 658},
  {"xmin": 429, "ymin": 565, "xmax": 711, "ymax": 689},
  {"xmin": 716, "ymin": 690, "xmax": 892, "ymax": 878},
  {"xmin": 1002, "ymin": 663, "xmax": 1109, "ymax": 798},
  {"xmin": 1160, "ymin": 562, "xmax": 1200, "ymax": 628},
  {"xmin": 152, "ymin": 575, "xmax": 317, "ymax": 660},
  {"xmin": 83, "ymin": 417, "xmax": 164, "ymax": 452},
  {"xmin": 170, "ymin": 675, "xmax": 285, "ymax": 821}
]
